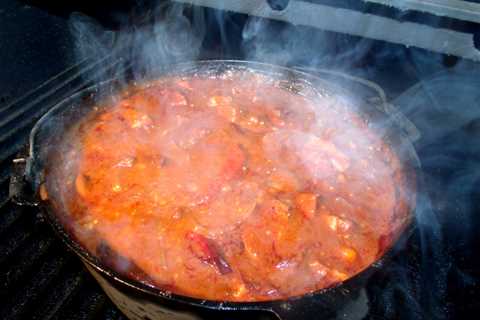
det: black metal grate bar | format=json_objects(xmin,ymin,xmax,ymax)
[
  {"xmin": 0, "ymin": 251, "xmax": 74, "ymax": 319},
  {"xmin": 0, "ymin": 154, "xmax": 15, "ymax": 185},
  {"xmin": 0, "ymin": 234, "xmax": 55, "ymax": 295},
  {"xmin": 0, "ymin": 58, "xmax": 126, "ymax": 155},
  {"xmin": 50, "ymin": 280, "xmax": 110, "ymax": 320},
  {"xmin": 0, "ymin": 202, "xmax": 26, "ymax": 235},
  {"xmin": 0, "ymin": 214, "xmax": 34, "ymax": 266},
  {"xmin": 30, "ymin": 270, "xmax": 86, "ymax": 320}
]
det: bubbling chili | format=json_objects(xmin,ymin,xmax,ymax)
[{"xmin": 46, "ymin": 70, "xmax": 410, "ymax": 301}]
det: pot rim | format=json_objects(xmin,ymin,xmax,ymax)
[{"xmin": 27, "ymin": 59, "xmax": 420, "ymax": 313}]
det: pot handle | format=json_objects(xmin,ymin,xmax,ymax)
[
  {"xmin": 293, "ymin": 67, "xmax": 421, "ymax": 143},
  {"xmin": 383, "ymin": 103, "xmax": 421, "ymax": 143},
  {"xmin": 9, "ymin": 149, "xmax": 39, "ymax": 207}
]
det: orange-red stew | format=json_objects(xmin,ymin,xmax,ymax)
[{"xmin": 49, "ymin": 71, "xmax": 410, "ymax": 301}]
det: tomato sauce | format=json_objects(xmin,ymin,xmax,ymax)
[{"xmin": 50, "ymin": 71, "xmax": 410, "ymax": 301}]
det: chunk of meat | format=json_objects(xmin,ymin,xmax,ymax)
[
  {"xmin": 338, "ymin": 246, "xmax": 357, "ymax": 263},
  {"xmin": 308, "ymin": 261, "xmax": 328, "ymax": 280},
  {"xmin": 243, "ymin": 200, "xmax": 304, "ymax": 261},
  {"xmin": 209, "ymin": 95, "xmax": 272, "ymax": 133},
  {"xmin": 241, "ymin": 223, "xmax": 277, "ymax": 265},
  {"xmin": 75, "ymin": 174, "xmax": 90, "ymax": 198},
  {"xmin": 193, "ymin": 181, "xmax": 259, "ymax": 233},
  {"xmin": 220, "ymin": 143, "xmax": 246, "ymax": 180},
  {"xmin": 209, "ymin": 95, "xmax": 233, "ymax": 108},
  {"xmin": 295, "ymin": 193, "xmax": 317, "ymax": 219},
  {"xmin": 164, "ymin": 90, "xmax": 188, "ymax": 107},
  {"xmin": 267, "ymin": 170, "xmax": 300, "ymax": 194},
  {"xmin": 322, "ymin": 214, "xmax": 352, "ymax": 232},
  {"xmin": 217, "ymin": 103, "xmax": 237, "ymax": 123},
  {"xmin": 39, "ymin": 184, "xmax": 48, "ymax": 201},
  {"xmin": 159, "ymin": 138, "xmax": 246, "ymax": 206},
  {"xmin": 253, "ymin": 91, "xmax": 316, "ymax": 130},
  {"xmin": 162, "ymin": 112, "xmax": 223, "ymax": 150},
  {"xmin": 186, "ymin": 232, "xmax": 232, "ymax": 275}
]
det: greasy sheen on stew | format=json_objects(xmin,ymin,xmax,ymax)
[{"xmin": 47, "ymin": 71, "xmax": 411, "ymax": 302}]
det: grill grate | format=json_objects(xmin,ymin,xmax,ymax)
[{"xmin": 0, "ymin": 56, "xmax": 128, "ymax": 320}]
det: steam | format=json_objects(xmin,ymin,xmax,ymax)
[
  {"xmin": 69, "ymin": 2, "xmax": 206, "ymax": 87},
  {"xmin": 392, "ymin": 69, "xmax": 480, "ymax": 319},
  {"xmin": 242, "ymin": 16, "xmax": 376, "ymax": 71},
  {"xmin": 66, "ymin": 0, "xmax": 480, "ymax": 318}
]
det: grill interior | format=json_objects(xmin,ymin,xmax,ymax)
[{"xmin": 1, "ymin": 0, "xmax": 479, "ymax": 319}]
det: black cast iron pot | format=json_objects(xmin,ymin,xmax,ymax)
[{"xmin": 10, "ymin": 60, "xmax": 421, "ymax": 320}]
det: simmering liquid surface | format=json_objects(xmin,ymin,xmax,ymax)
[{"xmin": 48, "ymin": 71, "xmax": 410, "ymax": 301}]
